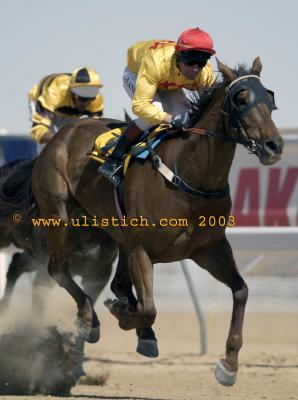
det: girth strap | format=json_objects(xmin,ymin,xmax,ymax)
[{"xmin": 146, "ymin": 139, "xmax": 230, "ymax": 200}]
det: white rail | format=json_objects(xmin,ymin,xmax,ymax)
[
  {"xmin": 0, "ymin": 252, "xmax": 8, "ymax": 298},
  {"xmin": 226, "ymin": 227, "xmax": 298, "ymax": 250}
]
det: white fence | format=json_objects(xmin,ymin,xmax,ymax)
[{"xmin": 0, "ymin": 253, "xmax": 8, "ymax": 298}]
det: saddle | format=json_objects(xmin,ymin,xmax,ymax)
[{"xmin": 89, "ymin": 124, "xmax": 171, "ymax": 175}]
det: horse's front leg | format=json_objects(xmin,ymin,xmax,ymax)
[
  {"xmin": 46, "ymin": 225, "xmax": 100, "ymax": 343},
  {"xmin": 106, "ymin": 244, "xmax": 158, "ymax": 357},
  {"xmin": 191, "ymin": 235, "xmax": 248, "ymax": 386},
  {"xmin": 109, "ymin": 245, "xmax": 137, "ymax": 307}
]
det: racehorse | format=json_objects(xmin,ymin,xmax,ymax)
[
  {"xmin": 0, "ymin": 160, "xmax": 118, "ymax": 314},
  {"xmin": 30, "ymin": 58, "xmax": 283, "ymax": 386}
]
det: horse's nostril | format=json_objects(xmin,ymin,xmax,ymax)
[
  {"xmin": 265, "ymin": 141, "xmax": 277, "ymax": 152},
  {"xmin": 265, "ymin": 140, "xmax": 283, "ymax": 154}
]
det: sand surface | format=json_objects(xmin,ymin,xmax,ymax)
[{"xmin": 1, "ymin": 309, "xmax": 297, "ymax": 400}]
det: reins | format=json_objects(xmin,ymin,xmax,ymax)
[
  {"xmin": 182, "ymin": 126, "xmax": 258, "ymax": 154},
  {"xmin": 147, "ymin": 74, "xmax": 275, "ymax": 198}
]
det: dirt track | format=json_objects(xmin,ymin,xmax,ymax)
[{"xmin": 1, "ymin": 310, "xmax": 297, "ymax": 400}]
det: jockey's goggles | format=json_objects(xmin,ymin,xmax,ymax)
[{"xmin": 180, "ymin": 50, "xmax": 210, "ymax": 68}]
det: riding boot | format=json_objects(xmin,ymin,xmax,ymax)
[{"xmin": 98, "ymin": 121, "xmax": 143, "ymax": 185}]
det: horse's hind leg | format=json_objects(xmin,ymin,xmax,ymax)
[
  {"xmin": 191, "ymin": 235, "xmax": 248, "ymax": 386},
  {"xmin": 108, "ymin": 245, "xmax": 158, "ymax": 357},
  {"xmin": 34, "ymin": 177, "xmax": 100, "ymax": 344},
  {"xmin": 0, "ymin": 251, "xmax": 35, "ymax": 314},
  {"xmin": 45, "ymin": 223, "xmax": 100, "ymax": 343}
]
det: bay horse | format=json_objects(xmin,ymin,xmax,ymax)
[
  {"xmin": 0, "ymin": 160, "xmax": 118, "ymax": 314},
  {"xmin": 31, "ymin": 58, "xmax": 284, "ymax": 386}
]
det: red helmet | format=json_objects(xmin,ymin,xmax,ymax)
[{"xmin": 176, "ymin": 28, "xmax": 216, "ymax": 55}]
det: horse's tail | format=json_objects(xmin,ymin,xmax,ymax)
[{"xmin": 0, "ymin": 158, "xmax": 38, "ymax": 222}]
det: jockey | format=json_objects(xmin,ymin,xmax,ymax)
[
  {"xmin": 99, "ymin": 27, "xmax": 216, "ymax": 183},
  {"xmin": 28, "ymin": 67, "xmax": 104, "ymax": 145}
]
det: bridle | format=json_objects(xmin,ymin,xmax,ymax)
[
  {"xmin": 146, "ymin": 74, "xmax": 278, "ymax": 200},
  {"xmin": 184, "ymin": 74, "xmax": 278, "ymax": 155}
]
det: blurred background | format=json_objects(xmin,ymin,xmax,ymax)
[{"xmin": 0, "ymin": 0, "xmax": 298, "ymax": 130}]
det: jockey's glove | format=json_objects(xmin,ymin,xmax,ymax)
[{"xmin": 171, "ymin": 112, "xmax": 191, "ymax": 129}]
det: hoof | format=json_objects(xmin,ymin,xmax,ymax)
[
  {"xmin": 137, "ymin": 339, "xmax": 159, "ymax": 358},
  {"xmin": 215, "ymin": 361, "xmax": 237, "ymax": 386},
  {"xmin": 104, "ymin": 297, "xmax": 128, "ymax": 311},
  {"xmin": 76, "ymin": 320, "xmax": 100, "ymax": 344}
]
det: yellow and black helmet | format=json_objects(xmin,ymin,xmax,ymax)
[{"xmin": 70, "ymin": 66, "xmax": 103, "ymax": 98}]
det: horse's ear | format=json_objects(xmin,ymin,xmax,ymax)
[
  {"xmin": 216, "ymin": 58, "xmax": 237, "ymax": 82},
  {"xmin": 251, "ymin": 57, "xmax": 262, "ymax": 76}
]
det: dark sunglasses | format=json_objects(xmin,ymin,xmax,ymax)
[
  {"xmin": 74, "ymin": 94, "xmax": 96, "ymax": 102},
  {"xmin": 180, "ymin": 51, "xmax": 210, "ymax": 68}
]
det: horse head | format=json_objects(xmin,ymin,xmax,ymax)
[{"xmin": 217, "ymin": 57, "xmax": 284, "ymax": 165}]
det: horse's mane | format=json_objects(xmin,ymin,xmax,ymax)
[
  {"xmin": 0, "ymin": 159, "xmax": 38, "ymax": 220},
  {"xmin": 188, "ymin": 64, "xmax": 252, "ymax": 125}
]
